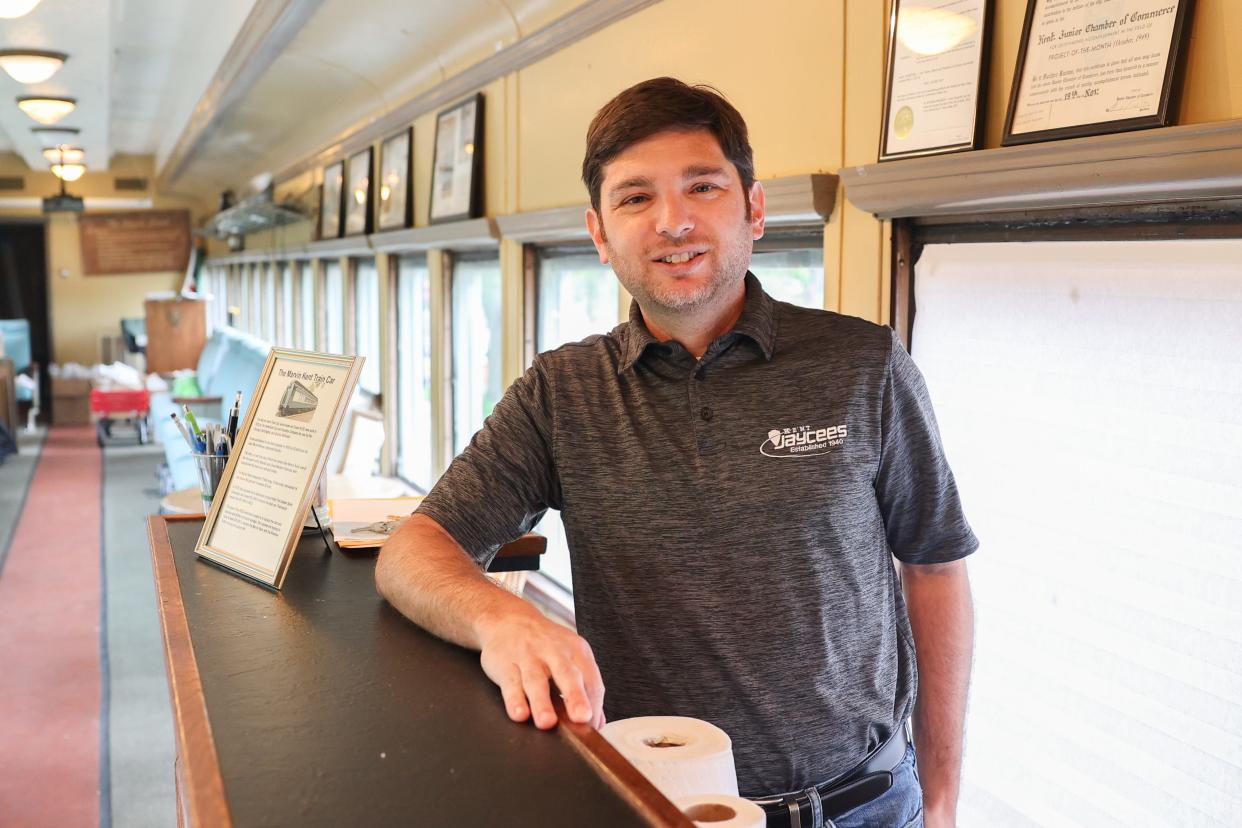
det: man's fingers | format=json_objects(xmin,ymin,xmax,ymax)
[
  {"xmin": 581, "ymin": 655, "xmax": 606, "ymax": 725},
  {"xmin": 494, "ymin": 664, "xmax": 529, "ymax": 723},
  {"xmin": 548, "ymin": 658, "xmax": 593, "ymax": 724},
  {"xmin": 520, "ymin": 663, "xmax": 557, "ymax": 729}
]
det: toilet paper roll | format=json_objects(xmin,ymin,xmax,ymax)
[
  {"xmin": 600, "ymin": 716, "xmax": 739, "ymax": 801},
  {"xmin": 675, "ymin": 794, "xmax": 767, "ymax": 828}
]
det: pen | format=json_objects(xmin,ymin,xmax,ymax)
[
  {"xmin": 183, "ymin": 404, "xmax": 203, "ymax": 441},
  {"xmin": 227, "ymin": 392, "xmax": 241, "ymax": 442},
  {"xmin": 170, "ymin": 412, "xmax": 196, "ymax": 451}
]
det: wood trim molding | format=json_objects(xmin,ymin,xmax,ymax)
[
  {"xmin": 553, "ymin": 696, "xmax": 695, "ymax": 827},
  {"xmin": 158, "ymin": 0, "xmax": 327, "ymax": 187},
  {"xmin": 840, "ymin": 118, "xmax": 1242, "ymax": 219},
  {"xmin": 270, "ymin": 0, "xmax": 662, "ymax": 188},
  {"xmin": 147, "ymin": 515, "xmax": 233, "ymax": 828},
  {"xmin": 369, "ymin": 217, "xmax": 499, "ymax": 253}
]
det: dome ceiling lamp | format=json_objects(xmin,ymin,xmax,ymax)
[
  {"xmin": 51, "ymin": 162, "xmax": 84, "ymax": 182},
  {"xmin": 17, "ymin": 95, "xmax": 75, "ymax": 125},
  {"xmin": 0, "ymin": 49, "xmax": 67, "ymax": 83},
  {"xmin": 0, "ymin": 0, "xmax": 43, "ymax": 19},
  {"xmin": 42, "ymin": 145, "xmax": 82, "ymax": 164},
  {"xmin": 31, "ymin": 125, "xmax": 79, "ymax": 146}
]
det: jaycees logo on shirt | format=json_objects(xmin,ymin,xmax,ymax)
[{"xmin": 760, "ymin": 423, "xmax": 848, "ymax": 458}]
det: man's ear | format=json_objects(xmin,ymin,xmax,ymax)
[
  {"xmin": 585, "ymin": 208, "xmax": 610, "ymax": 264},
  {"xmin": 748, "ymin": 181, "xmax": 766, "ymax": 241}
]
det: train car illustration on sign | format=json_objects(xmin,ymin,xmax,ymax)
[{"xmin": 277, "ymin": 380, "xmax": 319, "ymax": 418}]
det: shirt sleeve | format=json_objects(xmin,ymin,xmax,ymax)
[
  {"xmin": 875, "ymin": 329, "xmax": 979, "ymax": 565},
  {"xmin": 415, "ymin": 357, "xmax": 561, "ymax": 569}
]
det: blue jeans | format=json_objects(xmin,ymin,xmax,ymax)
[{"xmin": 832, "ymin": 744, "xmax": 923, "ymax": 828}]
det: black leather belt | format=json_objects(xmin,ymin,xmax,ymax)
[{"xmin": 748, "ymin": 724, "xmax": 910, "ymax": 828}]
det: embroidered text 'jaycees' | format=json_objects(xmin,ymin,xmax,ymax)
[{"xmin": 761, "ymin": 423, "xmax": 848, "ymax": 458}]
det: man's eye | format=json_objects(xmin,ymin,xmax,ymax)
[
  {"xmin": 622, "ymin": 195, "xmax": 648, "ymax": 206},
  {"xmin": 692, "ymin": 183, "xmax": 717, "ymax": 193}
]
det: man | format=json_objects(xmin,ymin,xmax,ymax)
[{"xmin": 376, "ymin": 77, "xmax": 976, "ymax": 828}]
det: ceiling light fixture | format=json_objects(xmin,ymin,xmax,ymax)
[
  {"xmin": 31, "ymin": 125, "xmax": 79, "ymax": 146},
  {"xmin": 51, "ymin": 162, "xmax": 85, "ymax": 182},
  {"xmin": 42, "ymin": 145, "xmax": 83, "ymax": 164},
  {"xmin": 0, "ymin": 49, "xmax": 67, "ymax": 83},
  {"xmin": 0, "ymin": 0, "xmax": 42, "ymax": 19},
  {"xmin": 17, "ymin": 95, "xmax": 75, "ymax": 125}
]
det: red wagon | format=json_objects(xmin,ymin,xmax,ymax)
[{"xmin": 90, "ymin": 387, "xmax": 150, "ymax": 446}]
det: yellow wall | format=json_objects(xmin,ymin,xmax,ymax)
[{"xmin": 0, "ymin": 154, "xmax": 210, "ymax": 365}]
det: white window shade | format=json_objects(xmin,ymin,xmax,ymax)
[{"xmin": 912, "ymin": 239, "xmax": 1242, "ymax": 827}]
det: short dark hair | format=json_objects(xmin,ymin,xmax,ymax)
[{"xmin": 582, "ymin": 77, "xmax": 755, "ymax": 216}]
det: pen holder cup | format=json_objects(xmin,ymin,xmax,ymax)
[{"xmin": 192, "ymin": 453, "xmax": 229, "ymax": 508}]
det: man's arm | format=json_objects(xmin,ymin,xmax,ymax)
[
  {"xmin": 900, "ymin": 558, "xmax": 973, "ymax": 828},
  {"xmin": 375, "ymin": 513, "xmax": 605, "ymax": 730}
]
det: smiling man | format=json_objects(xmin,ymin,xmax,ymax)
[{"xmin": 376, "ymin": 78, "xmax": 977, "ymax": 828}]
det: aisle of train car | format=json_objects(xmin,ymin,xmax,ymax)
[{"xmin": 0, "ymin": 428, "xmax": 172, "ymax": 827}]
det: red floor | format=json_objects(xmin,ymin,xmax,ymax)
[{"xmin": 0, "ymin": 426, "xmax": 101, "ymax": 828}]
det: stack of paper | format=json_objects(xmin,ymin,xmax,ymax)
[{"xmin": 329, "ymin": 497, "xmax": 424, "ymax": 549}]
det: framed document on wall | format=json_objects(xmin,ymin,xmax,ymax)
[
  {"xmin": 196, "ymin": 349, "xmax": 363, "ymax": 588},
  {"xmin": 430, "ymin": 93, "xmax": 484, "ymax": 224},
  {"xmin": 378, "ymin": 127, "xmax": 413, "ymax": 231},
  {"xmin": 880, "ymin": 0, "xmax": 992, "ymax": 161},
  {"xmin": 1002, "ymin": 0, "xmax": 1194, "ymax": 146},
  {"xmin": 320, "ymin": 161, "xmax": 345, "ymax": 239},
  {"xmin": 344, "ymin": 147, "xmax": 374, "ymax": 236}
]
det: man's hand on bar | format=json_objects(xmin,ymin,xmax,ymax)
[{"xmin": 476, "ymin": 608, "xmax": 606, "ymax": 731}]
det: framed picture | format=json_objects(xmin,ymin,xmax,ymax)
[
  {"xmin": 879, "ymin": 0, "xmax": 992, "ymax": 161},
  {"xmin": 429, "ymin": 93, "xmax": 484, "ymax": 224},
  {"xmin": 196, "ymin": 348, "xmax": 363, "ymax": 589},
  {"xmin": 343, "ymin": 147, "xmax": 373, "ymax": 236},
  {"xmin": 1002, "ymin": 0, "xmax": 1194, "ymax": 146},
  {"xmin": 319, "ymin": 161, "xmax": 344, "ymax": 240},
  {"xmin": 377, "ymin": 127, "xmax": 413, "ymax": 231}
]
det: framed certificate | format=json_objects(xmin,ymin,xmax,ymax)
[
  {"xmin": 319, "ymin": 161, "xmax": 344, "ymax": 240},
  {"xmin": 196, "ymin": 349, "xmax": 363, "ymax": 588},
  {"xmin": 880, "ymin": 0, "xmax": 992, "ymax": 161},
  {"xmin": 430, "ymin": 93, "xmax": 484, "ymax": 224},
  {"xmin": 377, "ymin": 127, "xmax": 413, "ymax": 231},
  {"xmin": 1002, "ymin": 0, "xmax": 1194, "ymax": 146},
  {"xmin": 343, "ymin": 147, "xmax": 374, "ymax": 237}
]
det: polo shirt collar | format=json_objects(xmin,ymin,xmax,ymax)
[{"xmin": 618, "ymin": 272, "xmax": 777, "ymax": 373}]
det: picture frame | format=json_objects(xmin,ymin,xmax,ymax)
[
  {"xmin": 1002, "ymin": 0, "xmax": 1195, "ymax": 146},
  {"xmin": 319, "ymin": 161, "xmax": 344, "ymax": 240},
  {"xmin": 195, "ymin": 349, "xmax": 363, "ymax": 589},
  {"xmin": 377, "ymin": 127, "xmax": 414, "ymax": 232},
  {"xmin": 429, "ymin": 93, "xmax": 484, "ymax": 224},
  {"xmin": 879, "ymin": 0, "xmax": 992, "ymax": 161},
  {"xmin": 343, "ymin": 147, "xmax": 374, "ymax": 236}
]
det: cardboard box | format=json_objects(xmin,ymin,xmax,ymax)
[{"xmin": 53, "ymin": 377, "xmax": 93, "ymax": 426}]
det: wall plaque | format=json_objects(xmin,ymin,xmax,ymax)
[{"xmin": 80, "ymin": 210, "xmax": 192, "ymax": 275}]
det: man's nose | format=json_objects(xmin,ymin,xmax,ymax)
[{"xmin": 655, "ymin": 195, "xmax": 693, "ymax": 238}]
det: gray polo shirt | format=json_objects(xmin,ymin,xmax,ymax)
[{"xmin": 417, "ymin": 272, "xmax": 977, "ymax": 796}]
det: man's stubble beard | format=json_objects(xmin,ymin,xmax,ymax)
[{"xmin": 602, "ymin": 218, "xmax": 754, "ymax": 315}]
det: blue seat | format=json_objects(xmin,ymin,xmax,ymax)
[
  {"xmin": 152, "ymin": 326, "xmax": 271, "ymax": 491},
  {"xmin": 0, "ymin": 319, "xmax": 34, "ymax": 403}
]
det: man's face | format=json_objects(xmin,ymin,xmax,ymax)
[{"xmin": 586, "ymin": 129, "xmax": 765, "ymax": 315}]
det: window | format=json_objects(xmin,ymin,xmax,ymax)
[
  {"xmin": 228, "ymin": 266, "xmax": 241, "ymax": 328},
  {"xmin": 262, "ymin": 264, "xmax": 278, "ymax": 343},
  {"xmin": 531, "ymin": 246, "xmax": 620, "ymax": 591},
  {"xmin": 354, "ymin": 259, "xmax": 381, "ymax": 394},
  {"xmin": 910, "ymin": 237, "xmax": 1242, "ymax": 827},
  {"xmin": 450, "ymin": 253, "xmax": 503, "ymax": 457},
  {"xmin": 395, "ymin": 255, "xmax": 434, "ymax": 492},
  {"xmin": 750, "ymin": 235, "xmax": 824, "ymax": 308},
  {"xmin": 277, "ymin": 263, "xmax": 295, "ymax": 347},
  {"xmin": 536, "ymin": 247, "xmax": 619, "ymax": 353},
  {"xmin": 299, "ymin": 263, "xmax": 317, "ymax": 350},
  {"xmin": 322, "ymin": 260, "xmax": 345, "ymax": 355}
]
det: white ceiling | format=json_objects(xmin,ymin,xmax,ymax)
[{"xmin": 0, "ymin": 0, "xmax": 592, "ymax": 195}]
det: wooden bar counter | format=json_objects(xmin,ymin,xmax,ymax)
[{"xmin": 148, "ymin": 514, "xmax": 692, "ymax": 827}]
